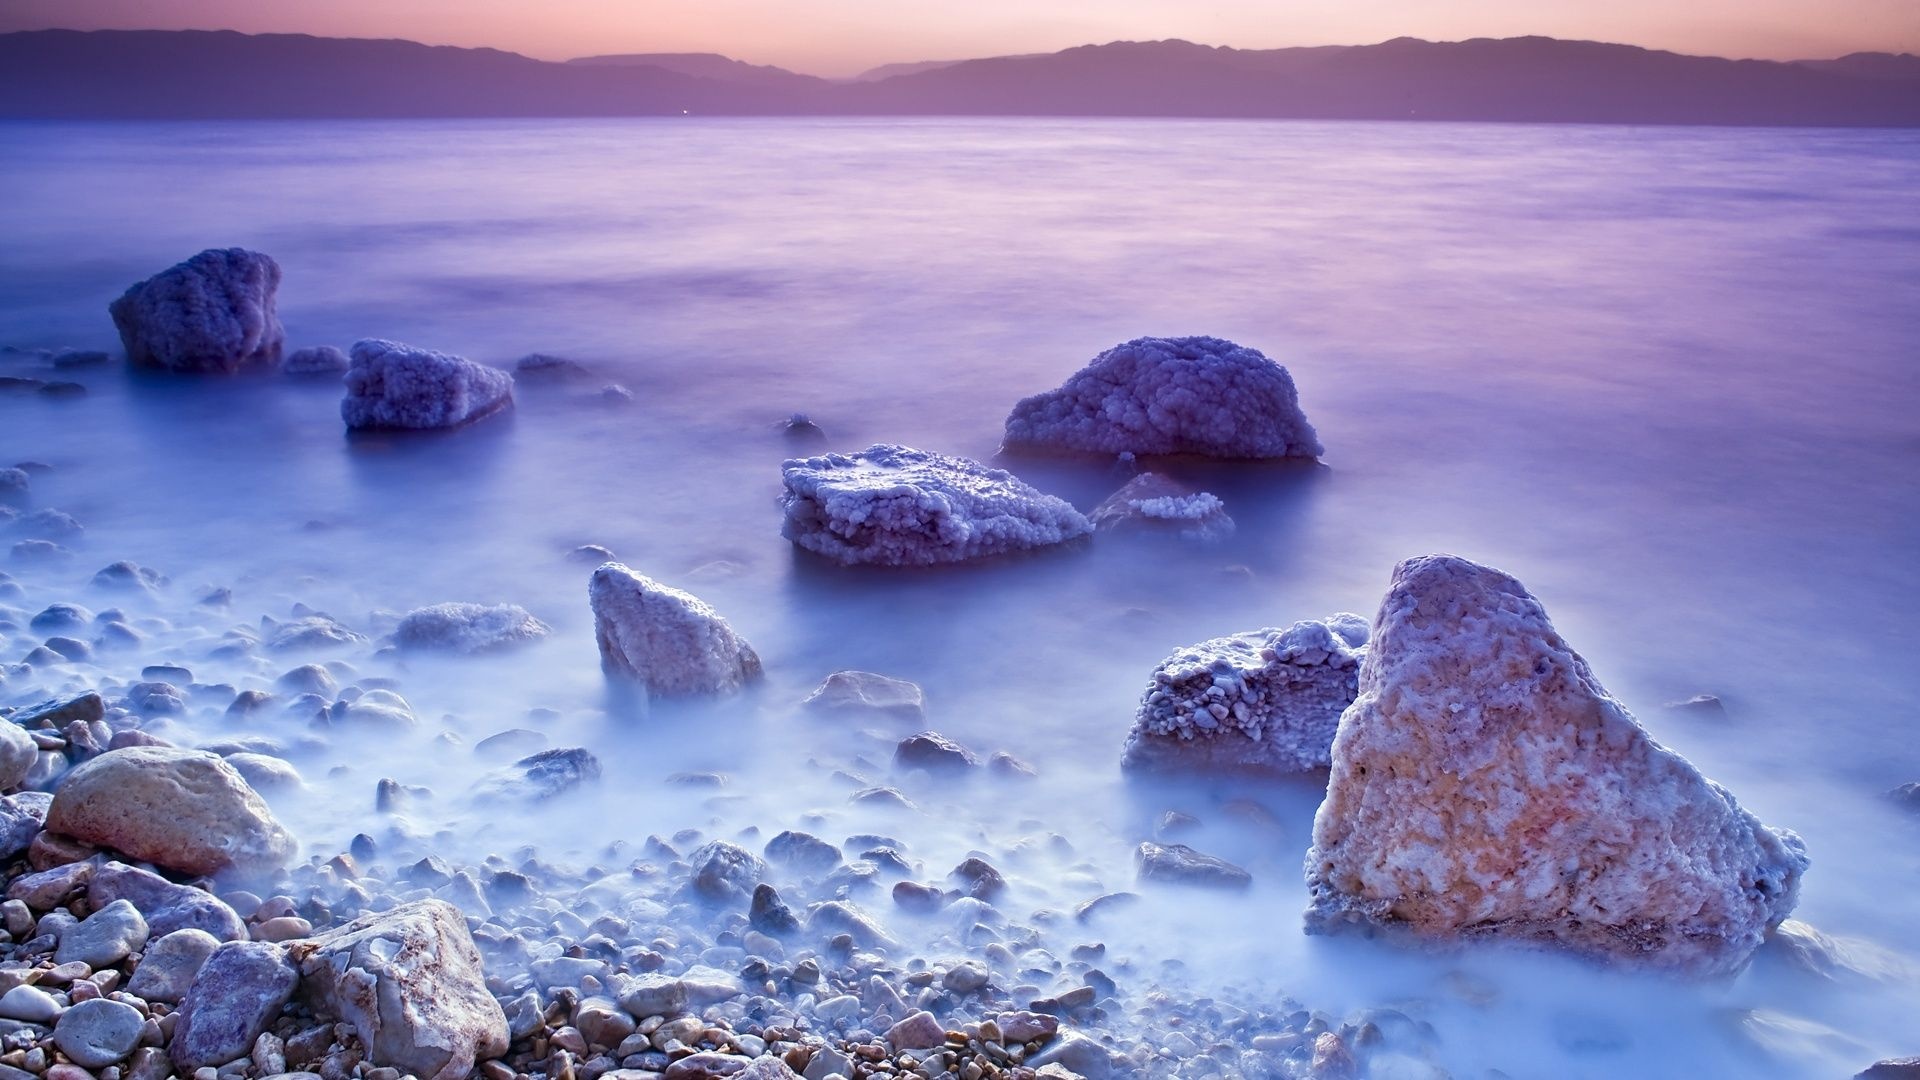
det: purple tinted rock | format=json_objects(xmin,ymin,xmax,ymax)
[
  {"xmin": 169, "ymin": 941, "xmax": 299, "ymax": 1069},
  {"xmin": 109, "ymin": 249, "xmax": 284, "ymax": 373},
  {"xmin": 89, "ymin": 862, "xmax": 248, "ymax": 941}
]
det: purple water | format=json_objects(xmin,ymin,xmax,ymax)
[{"xmin": 3, "ymin": 117, "xmax": 1918, "ymax": 1076}]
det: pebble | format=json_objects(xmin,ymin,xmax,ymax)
[{"xmin": 53, "ymin": 998, "xmax": 145, "ymax": 1068}]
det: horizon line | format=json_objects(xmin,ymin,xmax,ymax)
[{"xmin": 4, "ymin": 24, "xmax": 1913, "ymax": 80}]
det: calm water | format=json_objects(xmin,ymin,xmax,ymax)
[{"xmin": 3, "ymin": 118, "xmax": 1919, "ymax": 1076}]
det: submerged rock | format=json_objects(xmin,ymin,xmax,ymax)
[
  {"xmin": 894, "ymin": 731, "xmax": 979, "ymax": 773},
  {"xmin": 1003, "ymin": 336, "xmax": 1322, "ymax": 459},
  {"xmin": 1135, "ymin": 842, "xmax": 1252, "ymax": 890},
  {"xmin": 266, "ymin": 613, "xmax": 366, "ymax": 651},
  {"xmin": 1305, "ymin": 554, "xmax": 1809, "ymax": 976},
  {"xmin": 341, "ymin": 339, "xmax": 514, "ymax": 431},
  {"xmin": 1122, "ymin": 615, "xmax": 1369, "ymax": 774},
  {"xmin": 1089, "ymin": 471, "xmax": 1236, "ymax": 542},
  {"xmin": 588, "ymin": 562, "xmax": 761, "ymax": 695},
  {"xmin": 394, "ymin": 602, "xmax": 551, "ymax": 653},
  {"xmin": 689, "ymin": 841, "xmax": 767, "ymax": 901},
  {"xmin": 273, "ymin": 345, "xmax": 346, "ymax": 378},
  {"xmin": 802, "ymin": 670, "xmax": 925, "ymax": 722},
  {"xmin": 514, "ymin": 353, "xmax": 589, "ymax": 379},
  {"xmin": 475, "ymin": 748, "xmax": 601, "ymax": 802},
  {"xmin": 108, "ymin": 248, "xmax": 284, "ymax": 373},
  {"xmin": 779, "ymin": 444, "xmax": 1091, "ymax": 566},
  {"xmin": 291, "ymin": 900, "xmax": 509, "ymax": 1080},
  {"xmin": 45, "ymin": 747, "xmax": 296, "ymax": 878}
]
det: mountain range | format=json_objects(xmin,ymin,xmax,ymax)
[{"xmin": 2, "ymin": 29, "xmax": 1916, "ymax": 126}]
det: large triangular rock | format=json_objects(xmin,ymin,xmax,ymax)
[
  {"xmin": 588, "ymin": 563, "xmax": 760, "ymax": 695},
  {"xmin": 1305, "ymin": 554, "xmax": 1808, "ymax": 975}
]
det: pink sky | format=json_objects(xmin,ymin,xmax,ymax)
[{"xmin": 3, "ymin": 0, "xmax": 1915, "ymax": 77}]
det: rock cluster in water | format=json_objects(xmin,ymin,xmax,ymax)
[
  {"xmin": 107, "ymin": 249, "xmax": 285, "ymax": 373},
  {"xmin": 341, "ymin": 339, "xmax": 515, "ymax": 431},
  {"xmin": 1002, "ymin": 336, "xmax": 1322, "ymax": 459},
  {"xmin": 1123, "ymin": 615, "xmax": 1369, "ymax": 774},
  {"xmin": 1306, "ymin": 554, "xmax": 1810, "ymax": 975},
  {"xmin": 779, "ymin": 444, "xmax": 1091, "ymax": 567},
  {"xmin": 588, "ymin": 563, "xmax": 762, "ymax": 695}
]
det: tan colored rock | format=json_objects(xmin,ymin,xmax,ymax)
[
  {"xmin": 45, "ymin": 747, "xmax": 295, "ymax": 878},
  {"xmin": 1306, "ymin": 554, "xmax": 1808, "ymax": 976},
  {"xmin": 291, "ymin": 899, "xmax": 508, "ymax": 1080}
]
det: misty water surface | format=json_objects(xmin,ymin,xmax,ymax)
[{"xmin": 2, "ymin": 117, "xmax": 1918, "ymax": 1077}]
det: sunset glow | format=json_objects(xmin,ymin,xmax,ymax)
[{"xmin": 2, "ymin": 0, "xmax": 1915, "ymax": 76}]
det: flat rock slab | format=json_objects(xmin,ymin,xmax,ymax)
[{"xmin": 780, "ymin": 444, "xmax": 1090, "ymax": 566}]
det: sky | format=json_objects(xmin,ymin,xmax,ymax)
[{"xmin": 1, "ymin": 0, "xmax": 1915, "ymax": 78}]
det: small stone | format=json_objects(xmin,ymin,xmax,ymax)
[
  {"xmin": 53, "ymin": 998, "xmax": 145, "ymax": 1068},
  {"xmin": 55, "ymin": 899, "xmax": 149, "ymax": 968},
  {"xmin": 1133, "ymin": 842, "xmax": 1252, "ymax": 890},
  {"xmin": 801, "ymin": 672, "xmax": 925, "ymax": 722},
  {"xmin": 127, "ymin": 929, "xmax": 222, "ymax": 1003},
  {"xmin": 0, "ymin": 984, "xmax": 62, "ymax": 1023},
  {"xmin": 893, "ymin": 731, "xmax": 979, "ymax": 773}
]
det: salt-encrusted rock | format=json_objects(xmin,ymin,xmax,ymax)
[
  {"xmin": 1123, "ymin": 615, "xmax": 1369, "ymax": 774},
  {"xmin": 290, "ymin": 900, "xmax": 509, "ymax": 1080},
  {"xmin": 1003, "ymin": 336, "xmax": 1322, "ymax": 459},
  {"xmin": 127, "ymin": 928, "xmax": 223, "ymax": 1002},
  {"xmin": 394, "ymin": 602, "xmax": 550, "ymax": 654},
  {"xmin": 1305, "ymin": 554, "xmax": 1810, "ymax": 975},
  {"xmin": 779, "ymin": 444, "xmax": 1092, "ymax": 566},
  {"xmin": 108, "ymin": 248, "xmax": 284, "ymax": 373},
  {"xmin": 474, "ymin": 748, "xmax": 601, "ymax": 802},
  {"xmin": 1089, "ymin": 472, "xmax": 1235, "ymax": 542},
  {"xmin": 281, "ymin": 345, "xmax": 350, "ymax": 376},
  {"xmin": 90, "ymin": 862, "xmax": 248, "ymax": 941},
  {"xmin": 1135, "ymin": 841, "xmax": 1252, "ymax": 890},
  {"xmin": 340, "ymin": 339, "xmax": 514, "ymax": 431},
  {"xmin": 588, "ymin": 563, "xmax": 761, "ymax": 695},
  {"xmin": 45, "ymin": 747, "xmax": 296, "ymax": 878},
  {"xmin": 0, "ymin": 718, "xmax": 37, "ymax": 790},
  {"xmin": 802, "ymin": 671, "xmax": 925, "ymax": 722},
  {"xmin": 170, "ymin": 941, "xmax": 300, "ymax": 1070}
]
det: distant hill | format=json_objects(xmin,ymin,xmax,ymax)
[
  {"xmin": 846, "ymin": 56, "xmax": 1046, "ymax": 83},
  {"xmin": 568, "ymin": 51, "xmax": 825, "ymax": 90},
  {"xmin": 2, "ymin": 29, "xmax": 1916, "ymax": 126},
  {"xmin": 1796, "ymin": 52, "xmax": 1920, "ymax": 81},
  {"xmin": 853, "ymin": 37, "xmax": 1920, "ymax": 125}
]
